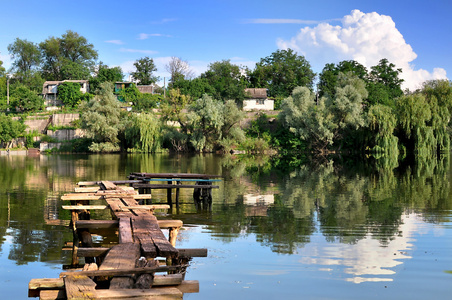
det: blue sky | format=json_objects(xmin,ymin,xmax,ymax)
[{"xmin": 0, "ymin": 0, "xmax": 450, "ymax": 90}]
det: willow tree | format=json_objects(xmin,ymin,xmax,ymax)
[
  {"xmin": 396, "ymin": 94, "xmax": 435, "ymax": 157},
  {"xmin": 280, "ymin": 73, "xmax": 367, "ymax": 152},
  {"xmin": 367, "ymin": 104, "xmax": 398, "ymax": 155},
  {"xmin": 80, "ymin": 82, "xmax": 122, "ymax": 152},
  {"xmin": 422, "ymin": 80, "xmax": 452, "ymax": 152},
  {"xmin": 185, "ymin": 95, "xmax": 245, "ymax": 152}
]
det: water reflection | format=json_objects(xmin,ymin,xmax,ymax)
[{"xmin": 0, "ymin": 153, "xmax": 450, "ymax": 286}]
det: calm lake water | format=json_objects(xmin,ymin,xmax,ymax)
[{"xmin": 0, "ymin": 153, "xmax": 451, "ymax": 299}]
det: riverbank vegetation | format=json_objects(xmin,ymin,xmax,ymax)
[{"xmin": 1, "ymin": 30, "xmax": 451, "ymax": 160}]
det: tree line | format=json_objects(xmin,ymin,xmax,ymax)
[{"xmin": 0, "ymin": 30, "xmax": 451, "ymax": 157}]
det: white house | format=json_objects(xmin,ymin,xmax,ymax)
[{"xmin": 243, "ymin": 88, "xmax": 274, "ymax": 111}]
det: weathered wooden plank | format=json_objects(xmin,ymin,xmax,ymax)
[
  {"xmin": 119, "ymin": 218, "xmax": 133, "ymax": 244},
  {"xmin": 130, "ymin": 172, "xmax": 221, "ymax": 179},
  {"xmin": 74, "ymin": 186, "xmax": 136, "ymax": 193},
  {"xmin": 133, "ymin": 184, "xmax": 219, "ymax": 189},
  {"xmin": 60, "ymin": 265, "xmax": 182, "ymax": 278},
  {"xmin": 64, "ymin": 275, "xmax": 96, "ymax": 300},
  {"xmin": 75, "ymin": 247, "xmax": 110, "ymax": 257},
  {"xmin": 61, "ymin": 194, "xmax": 151, "ymax": 201},
  {"xmin": 153, "ymin": 280, "xmax": 200, "ymax": 294},
  {"xmin": 100, "ymin": 180, "xmax": 117, "ymax": 190},
  {"xmin": 99, "ymin": 243, "xmax": 140, "ymax": 271},
  {"xmin": 177, "ymin": 248, "xmax": 208, "ymax": 257},
  {"xmin": 76, "ymin": 220, "xmax": 119, "ymax": 229},
  {"xmin": 117, "ymin": 205, "xmax": 170, "ymax": 211},
  {"xmin": 93, "ymin": 288, "xmax": 182, "ymax": 299},
  {"xmin": 176, "ymin": 280, "xmax": 200, "ymax": 293},
  {"xmin": 28, "ymin": 278, "xmax": 64, "ymax": 297},
  {"xmin": 77, "ymin": 180, "xmax": 143, "ymax": 186},
  {"xmin": 39, "ymin": 289, "xmax": 66, "ymax": 300},
  {"xmin": 74, "ymin": 187, "xmax": 100, "ymax": 193},
  {"xmin": 152, "ymin": 274, "xmax": 183, "ymax": 286},
  {"xmin": 75, "ymin": 218, "xmax": 182, "ymax": 230},
  {"xmin": 132, "ymin": 216, "xmax": 178, "ymax": 258},
  {"xmin": 62, "ymin": 205, "xmax": 108, "ymax": 210}
]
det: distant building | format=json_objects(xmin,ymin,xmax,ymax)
[
  {"xmin": 42, "ymin": 80, "xmax": 89, "ymax": 110},
  {"xmin": 243, "ymin": 88, "xmax": 274, "ymax": 111}
]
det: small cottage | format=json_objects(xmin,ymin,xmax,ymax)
[{"xmin": 243, "ymin": 88, "xmax": 274, "ymax": 111}]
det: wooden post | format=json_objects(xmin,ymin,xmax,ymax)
[
  {"xmin": 175, "ymin": 181, "xmax": 181, "ymax": 208},
  {"xmin": 167, "ymin": 180, "xmax": 172, "ymax": 206}
]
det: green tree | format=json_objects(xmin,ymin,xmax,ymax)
[
  {"xmin": 130, "ymin": 57, "xmax": 159, "ymax": 85},
  {"xmin": 200, "ymin": 60, "xmax": 248, "ymax": 103},
  {"xmin": 172, "ymin": 77, "xmax": 216, "ymax": 100},
  {"xmin": 89, "ymin": 62, "xmax": 124, "ymax": 92},
  {"xmin": 0, "ymin": 59, "xmax": 5, "ymax": 76},
  {"xmin": 250, "ymin": 49, "xmax": 315, "ymax": 98},
  {"xmin": 40, "ymin": 30, "xmax": 98, "ymax": 80},
  {"xmin": 280, "ymin": 74, "xmax": 367, "ymax": 152},
  {"xmin": 57, "ymin": 82, "xmax": 83, "ymax": 108},
  {"xmin": 318, "ymin": 60, "xmax": 368, "ymax": 98},
  {"xmin": 0, "ymin": 113, "xmax": 26, "ymax": 148},
  {"xmin": 185, "ymin": 95, "xmax": 245, "ymax": 152},
  {"xmin": 79, "ymin": 82, "xmax": 122, "ymax": 152},
  {"xmin": 367, "ymin": 58, "xmax": 404, "ymax": 106},
  {"xmin": 7, "ymin": 38, "xmax": 41, "ymax": 81},
  {"xmin": 10, "ymin": 84, "xmax": 44, "ymax": 112}
]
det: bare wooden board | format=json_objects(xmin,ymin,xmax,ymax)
[
  {"xmin": 64, "ymin": 275, "xmax": 96, "ymax": 299},
  {"xmin": 60, "ymin": 265, "xmax": 182, "ymax": 278},
  {"xmin": 62, "ymin": 205, "xmax": 108, "ymax": 210},
  {"xmin": 99, "ymin": 243, "xmax": 140, "ymax": 271},
  {"xmin": 93, "ymin": 287, "xmax": 182, "ymax": 299},
  {"xmin": 119, "ymin": 218, "xmax": 133, "ymax": 244},
  {"xmin": 153, "ymin": 280, "xmax": 200, "ymax": 294},
  {"xmin": 61, "ymin": 194, "xmax": 151, "ymax": 201},
  {"xmin": 39, "ymin": 289, "xmax": 66, "ymax": 300}
]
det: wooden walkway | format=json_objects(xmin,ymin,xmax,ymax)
[{"xmin": 29, "ymin": 179, "xmax": 207, "ymax": 299}]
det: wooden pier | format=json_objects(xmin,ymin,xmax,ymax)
[{"xmin": 29, "ymin": 176, "xmax": 210, "ymax": 299}]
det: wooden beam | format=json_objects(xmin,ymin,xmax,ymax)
[
  {"xmin": 62, "ymin": 205, "xmax": 108, "ymax": 210},
  {"xmin": 60, "ymin": 265, "xmax": 184, "ymax": 278},
  {"xmin": 61, "ymin": 194, "xmax": 152, "ymax": 201},
  {"xmin": 177, "ymin": 248, "xmax": 208, "ymax": 258},
  {"xmin": 133, "ymin": 184, "xmax": 219, "ymax": 189},
  {"xmin": 130, "ymin": 172, "xmax": 221, "ymax": 179},
  {"xmin": 92, "ymin": 288, "xmax": 182, "ymax": 299},
  {"xmin": 75, "ymin": 220, "xmax": 118, "ymax": 229},
  {"xmin": 77, "ymin": 180, "xmax": 143, "ymax": 186},
  {"xmin": 153, "ymin": 280, "xmax": 200, "ymax": 294},
  {"xmin": 152, "ymin": 274, "xmax": 183, "ymax": 286},
  {"xmin": 75, "ymin": 219, "xmax": 183, "ymax": 229}
]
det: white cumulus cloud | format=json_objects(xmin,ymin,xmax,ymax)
[{"xmin": 277, "ymin": 9, "xmax": 448, "ymax": 91}]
